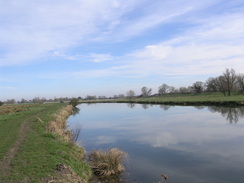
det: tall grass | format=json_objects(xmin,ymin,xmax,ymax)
[
  {"xmin": 88, "ymin": 148, "xmax": 127, "ymax": 181},
  {"xmin": 46, "ymin": 105, "xmax": 74, "ymax": 142}
]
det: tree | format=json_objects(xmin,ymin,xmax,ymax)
[
  {"xmin": 192, "ymin": 81, "xmax": 204, "ymax": 93},
  {"xmin": 118, "ymin": 94, "xmax": 125, "ymax": 98},
  {"xmin": 126, "ymin": 90, "xmax": 136, "ymax": 99},
  {"xmin": 236, "ymin": 74, "xmax": 244, "ymax": 95},
  {"xmin": 69, "ymin": 98, "xmax": 79, "ymax": 107},
  {"xmin": 222, "ymin": 68, "xmax": 237, "ymax": 96},
  {"xmin": 141, "ymin": 86, "xmax": 152, "ymax": 97},
  {"xmin": 32, "ymin": 97, "xmax": 45, "ymax": 104},
  {"xmin": 206, "ymin": 77, "xmax": 218, "ymax": 92},
  {"xmin": 168, "ymin": 86, "xmax": 176, "ymax": 93},
  {"xmin": 0, "ymin": 101, "xmax": 4, "ymax": 106},
  {"xmin": 6, "ymin": 99, "xmax": 16, "ymax": 104},
  {"xmin": 20, "ymin": 98, "xmax": 28, "ymax": 103},
  {"xmin": 179, "ymin": 87, "xmax": 189, "ymax": 94},
  {"xmin": 158, "ymin": 84, "xmax": 169, "ymax": 95},
  {"xmin": 216, "ymin": 76, "xmax": 227, "ymax": 96},
  {"xmin": 85, "ymin": 95, "xmax": 97, "ymax": 100},
  {"xmin": 98, "ymin": 96, "xmax": 106, "ymax": 99}
]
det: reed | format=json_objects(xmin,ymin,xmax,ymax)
[
  {"xmin": 46, "ymin": 105, "xmax": 74, "ymax": 142},
  {"xmin": 88, "ymin": 148, "xmax": 127, "ymax": 179}
]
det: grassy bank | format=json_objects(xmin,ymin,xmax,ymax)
[
  {"xmin": 0, "ymin": 103, "xmax": 92, "ymax": 182},
  {"xmin": 81, "ymin": 92, "xmax": 244, "ymax": 106}
]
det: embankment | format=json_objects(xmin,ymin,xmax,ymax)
[{"xmin": 0, "ymin": 103, "xmax": 92, "ymax": 183}]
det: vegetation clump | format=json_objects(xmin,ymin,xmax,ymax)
[
  {"xmin": 46, "ymin": 105, "xmax": 74, "ymax": 142},
  {"xmin": 69, "ymin": 98, "xmax": 79, "ymax": 107},
  {"xmin": 88, "ymin": 148, "xmax": 127, "ymax": 181},
  {"xmin": 0, "ymin": 104, "xmax": 38, "ymax": 115}
]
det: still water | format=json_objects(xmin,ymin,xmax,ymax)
[{"xmin": 68, "ymin": 103, "xmax": 244, "ymax": 183}]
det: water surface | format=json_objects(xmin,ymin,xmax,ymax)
[{"xmin": 68, "ymin": 103, "xmax": 244, "ymax": 183}]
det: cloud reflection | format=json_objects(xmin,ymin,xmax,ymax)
[
  {"xmin": 95, "ymin": 136, "xmax": 117, "ymax": 145},
  {"xmin": 69, "ymin": 104, "xmax": 244, "ymax": 182},
  {"xmin": 70, "ymin": 103, "xmax": 244, "ymax": 153}
]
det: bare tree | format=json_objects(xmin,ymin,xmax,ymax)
[
  {"xmin": 237, "ymin": 74, "xmax": 244, "ymax": 95},
  {"xmin": 6, "ymin": 99, "xmax": 16, "ymax": 104},
  {"xmin": 86, "ymin": 95, "xmax": 97, "ymax": 100},
  {"xmin": 179, "ymin": 87, "xmax": 189, "ymax": 94},
  {"xmin": 32, "ymin": 97, "xmax": 45, "ymax": 104},
  {"xmin": 158, "ymin": 84, "xmax": 169, "ymax": 95},
  {"xmin": 216, "ymin": 76, "xmax": 227, "ymax": 96},
  {"xmin": 206, "ymin": 77, "xmax": 218, "ymax": 92},
  {"xmin": 126, "ymin": 90, "xmax": 136, "ymax": 99},
  {"xmin": 118, "ymin": 94, "xmax": 125, "ymax": 98},
  {"xmin": 168, "ymin": 86, "xmax": 176, "ymax": 94},
  {"xmin": 222, "ymin": 68, "xmax": 237, "ymax": 96},
  {"xmin": 20, "ymin": 98, "xmax": 28, "ymax": 103},
  {"xmin": 192, "ymin": 81, "xmax": 205, "ymax": 93},
  {"xmin": 141, "ymin": 86, "xmax": 152, "ymax": 97}
]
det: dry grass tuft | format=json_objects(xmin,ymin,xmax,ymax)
[
  {"xmin": 88, "ymin": 148, "xmax": 127, "ymax": 179},
  {"xmin": 46, "ymin": 105, "xmax": 74, "ymax": 143},
  {"xmin": 36, "ymin": 117, "xmax": 43, "ymax": 123}
]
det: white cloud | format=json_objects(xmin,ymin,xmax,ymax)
[
  {"xmin": 71, "ymin": 6, "xmax": 244, "ymax": 79},
  {"xmin": 0, "ymin": 0, "xmax": 226, "ymax": 67},
  {"xmin": 1, "ymin": 0, "xmax": 243, "ymax": 82},
  {"xmin": 131, "ymin": 45, "xmax": 172, "ymax": 60},
  {"xmin": 89, "ymin": 53, "xmax": 114, "ymax": 63},
  {"xmin": 0, "ymin": 0, "xmax": 139, "ymax": 66},
  {"xmin": 113, "ymin": 12, "xmax": 244, "ymax": 77}
]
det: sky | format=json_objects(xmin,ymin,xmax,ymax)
[{"xmin": 0, "ymin": 0, "xmax": 244, "ymax": 100}]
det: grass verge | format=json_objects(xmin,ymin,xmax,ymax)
[
  {"xmin": 0, "ymin": 103, "xmax": 92, "ymax": 183},
  {"xmin": 81, "ymin": 92, "xmax": 244, "ymax": 106}
]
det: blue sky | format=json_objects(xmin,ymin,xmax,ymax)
[{"xmin": 1, "ymin": 0, "xmax": 244, "ymax": 100}]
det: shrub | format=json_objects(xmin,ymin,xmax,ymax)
[{"xmin": 69, "ymin": 98, "xmax": 79, "ymax": 107}]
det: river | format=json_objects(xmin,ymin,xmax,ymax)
[{"xmin": 68, "ymin": 103, "xmax": 244, "ymax": 183}]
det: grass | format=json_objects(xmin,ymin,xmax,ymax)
[
  {"xmin": 0, "ymin": 104, "xmax": 40, "ymax": 115},
  {"xmin": 88, "ymin": 148, "xmax": 127, "ymax": 182},
  {"xmin": 0, "ymin": 105, "xmax": 42, "ymax": 160},
  {"xmin": 0, "ymin": 103, "xmax": 92, "ymax": 182},
  {"xmin": 46, "ymin": 105, "xmax": 74, "ymax": 142},
  {"xmin": 81, "ymin": 92, "xmax": 244, "ymax": 106}
]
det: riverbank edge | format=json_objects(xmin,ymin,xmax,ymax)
[
  {"xmin": 79, "ymin": 100, "xmax": 244, "ymax": 107},
  {"xmin": 45, "ymin": 104, "xmax": 93, "ymax": 182}
]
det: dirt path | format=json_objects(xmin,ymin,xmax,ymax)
[{"xmin": 0, "ymin": 118, "xmax": 30, "ymax": 178}]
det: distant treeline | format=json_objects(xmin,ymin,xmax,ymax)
[
  {"xmin": 1, "ymin": 68, "xmax": 244, "ymax": 106},
  {"xmin": 126, "ymin": 68, "xmax": 244, "ymax": 99}
]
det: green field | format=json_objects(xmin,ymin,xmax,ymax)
[
  {"xmin": 0, "ymin": 103, "xmax": 91, "ymax": 183},
  {"xmin": 82, "ymin": 92, "xmax": 244, "ymax": 106}
]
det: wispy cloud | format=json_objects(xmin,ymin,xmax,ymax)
[
  {"xmin": 82, "ymin": 9, "xmax": 244, "ymax": 78},
  {"xmin": 0, "ymin": 0, "xmax": 226, "ymax": 66},
  {"xmin": 0, "ymin": 0, "xmax": 139, "ymax": 66},
  {"xmin": 89, "ymin": 53, "xmax": 114, "ymax": 63},
  {"xmin": 1, "ymin": 0, "xmax": 244, "ymax": 99}
]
